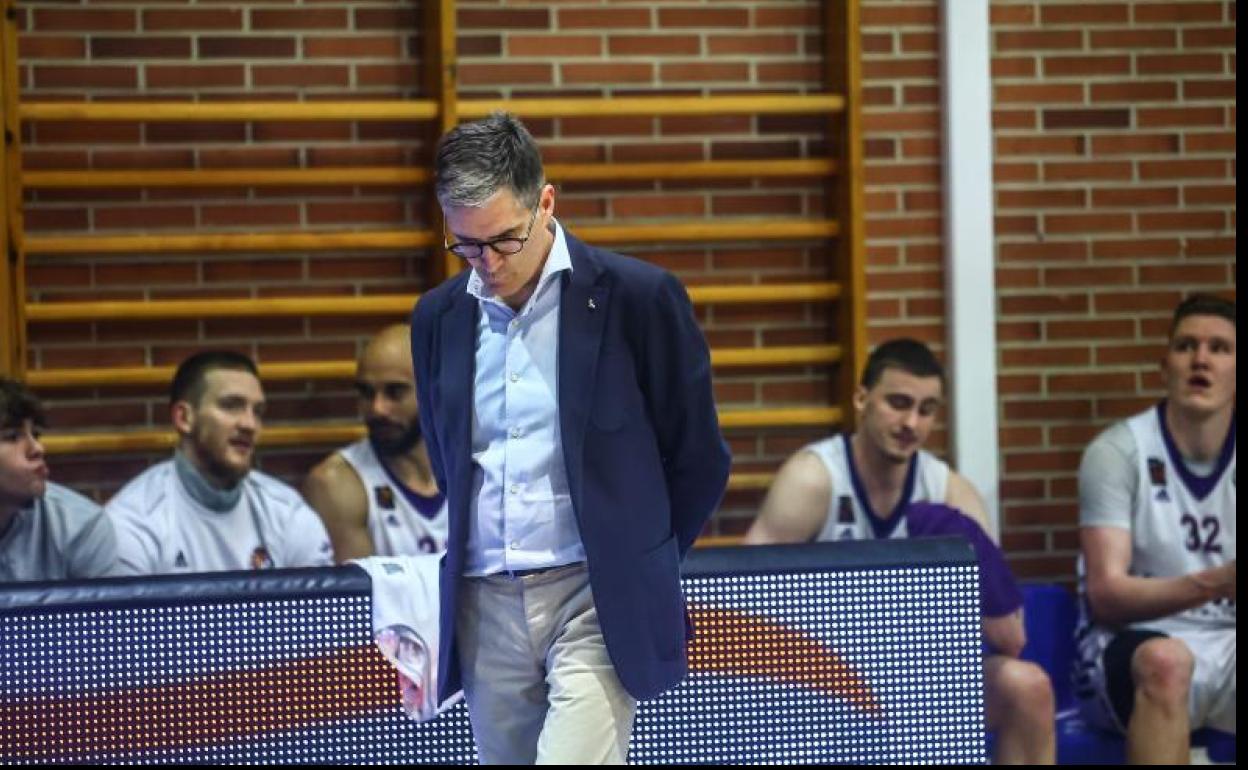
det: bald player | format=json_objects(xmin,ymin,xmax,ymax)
[{"xmin": 303, "ymin": 324, "xmax": 448, "ymax": 561}]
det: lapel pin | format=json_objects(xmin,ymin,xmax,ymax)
[{"xmin": 588, "ymin": 298, "xmax": 597, "ymax": 311}]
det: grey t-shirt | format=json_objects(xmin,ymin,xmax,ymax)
[
  {"xmin": 0, "ymin": 481, "xmax": 119, "ymax": 583},
  {"xmin": 1079, "ymin": 421, "xmax": 1216, "ymax": 529}
]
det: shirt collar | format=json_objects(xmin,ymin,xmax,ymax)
[{"xmin": 466, "ymin": 218, "xmax": 573, "ymax": 310}]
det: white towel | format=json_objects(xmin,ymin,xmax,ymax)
[{"xmin": 351, "ymin": 554, "xmax": 464, "ymax": 722}]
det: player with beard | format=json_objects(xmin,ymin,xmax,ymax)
[
  {"xmin": 106, "ymin": 351, "xmax": 332, "ymax": 575},
  {"xmin": 0, "ymin": 378, "xmax": 119, "ymax": 582},
  {"xmin": 303, "ymin": 324, "xmax": 447, "ymax": 560},
  {"xmin": 745, "ymin": 338, "xmax": 1056, "ymax": 764}
]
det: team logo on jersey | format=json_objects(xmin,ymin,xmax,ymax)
[
  {"xmin": 385, "ymin": 514, "xmax": 401, "ymax": 528},
  {"xmin": 250, "ymin": 546, "xmax": 274, "ymax": 570},
  {"xmin": 837, "ymin": 496, "xmax": 855, "ymax": 524},
  {"xmin": 374, "ymin": 485, "xmax": 396, "ymax": 510},
  {"xmin": 174, "ymin": 551, "xmax": 188, "ymax": 569},
  {"xmin": 1147, "ymin": 457, "xmax": 1167, "ymax": 487}
]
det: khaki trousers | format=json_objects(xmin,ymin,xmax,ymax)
[{"xmin": 456, "ymin": 563, "xmax": 637, "ymax": 764}]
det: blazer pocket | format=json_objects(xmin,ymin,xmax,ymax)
[{"xmin": 638, "ymin": 533, "xmax": 686, "ymax": 661}]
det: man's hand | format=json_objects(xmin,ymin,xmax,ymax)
[{"xmin": 1191, "ymin": 560, "xmax": 1236, "ymax": 603}]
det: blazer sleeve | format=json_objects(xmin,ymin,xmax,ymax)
[
  {"xmin": 639, "ymin": 271, "xmax": 732, "ymax": 556},
  {"xmin": 410, "ymin": 295, "xmax": 448, "ymax": 495}
]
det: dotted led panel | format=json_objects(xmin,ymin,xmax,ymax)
[{"xmin": 1, "ymin": 539, "xmax": 986, "ymax": 764}]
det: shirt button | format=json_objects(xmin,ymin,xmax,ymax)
[
  {"xmin": 509, "ymin": 372, "xmax": 520, "ymax": 383},
  {"xmin": 509, "ymin": 483, "xmax": 520, "ymax": 495},
  {"xmin": 509, "ymin": 427, "xmax": 522, "ymax": 439},
  {"xmin": 509, "ymin": 542, "xmax": 519, "ymax": 550}
]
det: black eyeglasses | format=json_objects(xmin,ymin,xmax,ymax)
[{"xmin": 445, "ymin": 207, "xmax": 539, "ymax": 261}]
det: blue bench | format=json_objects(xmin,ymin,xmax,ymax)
[{"xmin": 1017, "ymin": 583, "xmax": 1235, "ymax": 764}]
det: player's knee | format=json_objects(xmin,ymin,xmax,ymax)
[
  {"xmin": 996, "ymin": 659, "xmax": 1055, "ymax": 722},
  {"xmin": 1132, "ymin": 637, "xmax": 1194, "ymax": 703}
]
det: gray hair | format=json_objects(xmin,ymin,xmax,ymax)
[{"xmin": 434, "ymin": 112, "xmax": 545, "ymax": 210}]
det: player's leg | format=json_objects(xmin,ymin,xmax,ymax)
[
  {"xmin": 984, "ymin": 654, "xmax": 1056, "ymax": 764},
  {"xmin": 1121, "ymin": 635, "xmax": 1194, "ymax": 764}
]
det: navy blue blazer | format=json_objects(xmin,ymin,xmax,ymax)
[{"xmin": 410, "ymin": 230, "xmax": 731, "ymax": 702}]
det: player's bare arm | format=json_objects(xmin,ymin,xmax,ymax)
[
  {"xmin": 1081, "ymin": 525, "xmax": 1234, "ymax": 627},
  {"xmin": 945, "ymin": 471, "xmax": 994, "ymax": 542},
  {"xmin": 302, "ymin": 454, "xmax": 374, "ymax": 562},
  {"xmin": 744, "ymin": 451, "xmax": 833, "ymax": 545},
  {"xmin": 981, "ymin": 611, "xmax": 1026, "ymax": 659}
]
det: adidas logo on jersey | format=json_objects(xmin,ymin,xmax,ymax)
[
  {"xmin": 174, "ymin": 551, "xmax": 188, "ymax": 568},
  {"xmin": 386, "ymin": 514, "xmax": 401, "ymax": 527},
  {"xmin": 1154, "ymin": 488, "xmax": 1170, "ymax": 502}
]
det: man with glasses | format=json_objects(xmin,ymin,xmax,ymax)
[{"xmin": 410, "ymin": 112, "xmax": 731, "ymax": 763}]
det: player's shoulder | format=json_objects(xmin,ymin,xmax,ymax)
[
  {"xmin": 247, "ymin": 468, "xmax": 310, "ymax": 510},
  {"xmin": 105, "ymin": 460, "xmax": 174, "ymax": 516}
]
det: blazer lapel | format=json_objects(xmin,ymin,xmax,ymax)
[
  {"xmin": 559, "ymin": 238, "xmax": 609, "ymax": 509},
  {"xmin": 439, "ymin": 291, "xmax": 477, "ymax": 541}
]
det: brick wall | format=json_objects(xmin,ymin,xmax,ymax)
[
  {"xmin": 13, "ymin": 1, "xmax": 1237, "ymax": 580},
  {"xmin": 990, "ymin": 0, "xmax": 1236, "ymax": 584}
]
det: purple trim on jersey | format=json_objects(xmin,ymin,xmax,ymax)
[
  {"xmin": 370, "ymin": 439, "xmax": 446, "ymax": 520},
  {"xmin": 1155, "ymin": 400, "xmax": 1236, "ymax": 502},
  {"xmin": 906, "ymin": 502, "xmax": 1023, "ymax": 620},
  {"xmin": 842, "ymin": 433, "xmax": 917, "ymax": 540}
]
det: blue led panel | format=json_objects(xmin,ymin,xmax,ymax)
[{"xmin": 1, "ymin": 537, "xmax": 986, "ymax": 764}]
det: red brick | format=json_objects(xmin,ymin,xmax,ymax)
[
  {"xmin": 461, "ymin": 63, "xmax": 554, "ymax": 86},
  {"xmin": 1183, "ymin": 131, "xmax": 1236, "ymax": 153},
  {"xmin": 1183, "ymin": 78, "xmax": 1236, "ymax": 100},
  {"xmin": 1181, "ymin": 26, "xmax": 1236, "ymax": 47},
  {"xmin": 660, "ymin": 7, "xmax": 750, "ymax": 27},
  {"xmin": 1138, "ymin": 159, "xmax": 1228, "ymax": 180},
  {"xmin": 1090, "ymin": 81, "xmax": 1178, "ymax": 103},
  {"xmin": 199, "ymin": 37, "xmax": 297, "ymax": 58},
  {"xmin": 1091, "ymin": 186, "xmax": 1180, "ymax": 207},
  {"xmin": 1048, "ymin": 372, "xmax": 1137, "ymax": 394},
  {"xmin": 1043, "ymin": 55, "xmax": 1131, "ymax": 77},
  {"xmin": 1133, "ymin": 3, "xmax": 1224, "ymax": 23},
  {"xmin": 1042, "ymin": 109, "xmax": 1131, "ymax": 130},
  {"xmin": 147, "ymin": 65, "xmax": 245, "ymax": 89},
  {"xmin": 995, "ymin": 83, "xmax": 1085, "ymax": 104},
  {"xmin": 18, "ymin": 37, "xmax": 86, "ymax": 59},
  {"xmin": 94, "ymin": 206, "xmax": 196, "ymax": 230},
  {"xmin": 251, "ymin": 8, "xmax": 347, "ymax": 30},
  {"xmin": 1096, "ymin": 397, "xmax": 1161, "ymax": 420},
  {"xmin": 999, "ymin": 294, "xmax": 1090, "ymax": 316},
  {"xmin": 34, "ymin": 65, "xmax": 138, "ymax": 89},
  {"xmin": 1043, "ymin": 161, "xmax": 1132, "ymax": 182},
  {"xmin": 1139, "ymin": 211, "xmax": 1226, "ymax": 232},
  {"xmin": 992, "ymin": 56, "xmax": 1038, "ymax": 78},
  {"xmin": 998, "ymin": 241, "xmax": 1089, "ymax": 262},
  {"xmin": 201, "ymin": 204, "xmax": 302, "ymax": 228},
  {"xmin": 1184, "ymin": 237, "xmax": 1236, "ymax": 257},
  {"xmin": 303, "ymin": 36, "xmax": 401, "ymax": 58},
  {"xmin": 1139, "ymin": 263, "xmax": 1230, "ymax": 284},
  {"xmin": 1000, "ymin": 346, "xmax": 1091, "ymax": 368},
  {"xmin": 1094, "ymin": 343, "xmax": 1166, "ymax": 365},
  {"xmin": 307, "ymin": 201, "xmax": 407, "ymax": 226},
  {"xmin": 997, "ymin": 188, "xmax": 1086, "ymax": 209},
  {"xmin": 1045, "ymin": 266, "xmax": 1135, "ymax": 288},
  {"xmin": 996, "ymin": 29, "xmax": 1083, "ymax": 50},
  {"xmin": 1093, "ymin": 290, "xmax": 1185, "ymax": 313},
  {"xmin": 90, "ymin": 37, "xmax": 191, "ymax": 59},
  {"xmin": 708, "ymin": 34, "xmax": 798, "ymax": 55},
  {"xmin": 863, "ymin": 58, "xmax": 939, "ymax": 79},
  {"xmin": 660, "ymin": 62, "xmax": 750, "ymax": 82},
  {"xmin": 992, "ymin": 5, "xmax": 1036, "ymax": 24},
  {"xmin": 32, "ymin": 9, "xmax": 136, "ymax": 32},
  {"xmin": 1138, "ymin": 53, "xmax": 1226, "ymax": 75},
  {"xmin": 1092, "ymin": 238, "xmax": 1183, "ymax": 260},
  {"xmin": 459, "ymin": 8, "xmax": 550, "ymax": 30},
  {"xmin": 1090, "ymin": 133, "xmax": 1180, "ymax": 154},
  {"xmin": 558, "ymin": 8, "xmax": 650, "ymax": 30},
  {"xmin": 861, "ymin": 5, "xmax": 938, "ymax": 26},
  {"xmin": 1183, "ymin": 184, "xmax": 1236, "ymax": 205},
  {"xmin": 143, "ymin": 9, "xmax": 243, "ymax": 31},
  {"xmin": 1044, "ymin": 213, "xmax": 1133, "ymax": 234},
  {"xmin": 509, "ymin": 35, "xmax": 601, "ymax": 57},
  {"xmin": 1138, "ymin": 106, "xmax": 1226, "ymax": 127},
  {"xmin": 1089, "ymin": 29, "xmax": 1177, "ymax": 48},
  {"xmin": 1004, "ymin": 399, "xmax": 1093, "ymax": 420},
  {"xmin": 253, "ymin": 65, "xmax": 351, "ymax": 88},
  {"xmin": 1041, "ymin": 4, "xmax": 1130, "ymax": 24},
  {"xmin": 1048, "ymin": 317, "xmax": 1136, "ymax": 340}
]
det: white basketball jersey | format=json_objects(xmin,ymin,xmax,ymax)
[
  {"xmin": 807, "ymin": 433, "xmax": 951, "ymax": 542},
  {"xmin": 339, "ymin": 439, "xmax": 448, "ymax": 557},
  {"xmin": 1084, "ymin": 405, "xmax": 1236, "ymax": 634}
]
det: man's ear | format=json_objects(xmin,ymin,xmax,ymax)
[
  {"xmin": 852, "ymin": 385, "xmax": 869, "ymax": 414},
  {"xmin": 171, "ymin": 400, "xmax": 195, "ymax": 436}
]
